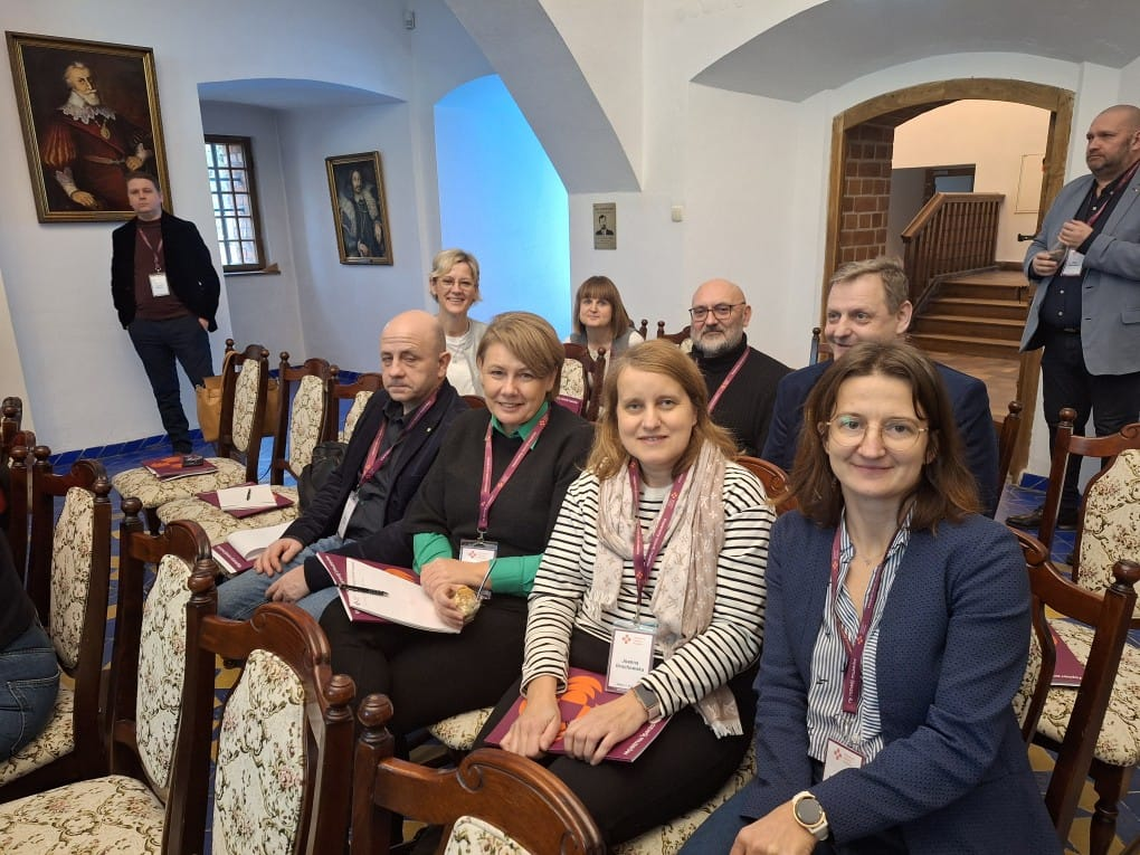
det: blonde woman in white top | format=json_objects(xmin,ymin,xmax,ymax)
[{"xmin": 429, "ymin": 248, "xmax": 487, "ymax": 397}]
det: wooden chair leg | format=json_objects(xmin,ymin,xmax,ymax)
[
  {"xmin": 1089, "ymin": 762, "xmax": 1132, "ymax": 855},
  {"xmin": 144, "ymin": 506, "xmax": 162, "ymax": 536}
]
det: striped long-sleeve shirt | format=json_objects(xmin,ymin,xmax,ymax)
[{"xmin": 520, "ymin": 461, "xmax": 774, "ymax": 719}]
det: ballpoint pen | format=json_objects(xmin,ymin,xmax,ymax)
[{"xmin": 336, "ymin": 583, "xmax": 389, "ymax": 596}]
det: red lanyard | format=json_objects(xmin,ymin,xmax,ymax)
[
  {"xmin": 477, "ymin": 411, "xmax": 550, "ymax": 533},
  {"xmin": 708, "ymin": 349, "xmax": 750, "ymax": 413},
  {"xmin": 629, "ymin": 461, "xmax": 687, "ymax": 611},
  {"xmin": 1087, "ymin": 159, "xmax": 1140, "ymax": 227},
  {"xmin": 358, "ymin": 388, "xmax": 439, "ymax": 486},
  {"xmin": 829, "ymin": 526, "xmax": 891, "ymax": 715},
  {"xmin": 137, "ymin": 227, "xmax": 164, "ymax": 272}
]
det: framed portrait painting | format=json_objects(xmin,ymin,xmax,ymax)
[
  {"xmin": 326, "ymin": 152, "xmax": 393, "ymax": 265},
  {"xmin": 6, "ymin": 32, "xmax": 173, "ymax": 223}
]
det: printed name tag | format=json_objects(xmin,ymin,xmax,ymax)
[
  {"xmin": 606, "ymin": 622, "xmax": 656, "ymax": 692},
  {"xmin": 336, "ymin": 491, "xmax": 359, "ymax": 539},
  {"xmin": 823, "ymin": 738, "xmax": 865, "ymax": 780},
  {"xmin": 1061, "ymin": 250, "xmax": 1085, "ymax": 277},
  {"xmin": 149, "ymin": 273, "xmax": 170, "ymax": 297},
  {"xmin": 459, "ymin": 539, "xmax": 498, "ymax": 563}
]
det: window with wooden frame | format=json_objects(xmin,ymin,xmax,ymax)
[{"xmin": 204, "ymin": 135, "xmax": 267, "ymax": 272}]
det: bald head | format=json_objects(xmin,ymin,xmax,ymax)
[
  {"xmin": 379, "ymin": 310, "xmax": 450, "ymax": 409},
  {"xmin": 689, "ymin": 279, "xmax": 752, "ymax": 356},
  {"xmin": 1086, "ymin": 104, "xmax": 1140, "ymax": 184}
]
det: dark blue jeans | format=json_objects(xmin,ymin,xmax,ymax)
[
  {"xmin": 1040, "ymin": 329, "xmax": 1140, "ymax": 515},
  {"xmin": 0, "ymin": 619, "xmax": 60, "ymax": 759},
  {"xmin": 128, "ymin": 315, "xmax": 214, "ymax": 453}
]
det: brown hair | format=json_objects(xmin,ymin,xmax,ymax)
[
  {"xmin": 124, "ymin": 171, "xmax": 161, "ymax": 194},
  {"xmin": 571, "ymin": 276, "xmax": 634, "ymax": 339},
  {"xmin": 587, "ymin": 340, "xmax": 737, "ymax": 480},
  {"xmin": 787, "ymin": 340, "xmax": 979, "ymax": 530},
  {"xmin": 477, "ymin": 312, "xmax": 564, "ymax": 401},
  {"xmin": 828, "ymin": 256, "xmax": 909, "ymax": 314}
]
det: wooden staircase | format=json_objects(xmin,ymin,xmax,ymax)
[{"xmin": 908, "ymin": 268, "xmax": 1033, "ymax": 359}]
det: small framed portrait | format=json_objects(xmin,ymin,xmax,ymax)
[
  {"xmin": 593, "ymin": 202, "xmax": 616, "ymax": 250},
  {"xmin": 326, "ymin": 152, "xmax": 393, "ymax": 265},
  {"xmin": 6, "ymin": 31, "xmax": 172, "ymax": 223}
]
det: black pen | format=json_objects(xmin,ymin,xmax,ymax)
[{"xmin": 337, "ymin": 583, "xmax": 389, "ymax": 597}]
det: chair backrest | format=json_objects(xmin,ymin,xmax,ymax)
[
  {"xmin": 351, "ymin": 694, "xmax": 603, "ymax": 855},
  {"xmin": 219, "ymin": 341, "xmax": 272, "ymax": 481},
  {"xmin": 462, "ymin": 394, "xmax": 487, "ymax": 410},
  {"xmin": 636, "ymin": 318, "xmax": 649, "ymax": 340},
  {"xmin": 556, "ymin": 351, "xmax": 589, "ymax": 417},
  {"xmin": 0, "ymin": 396, "xmax": 22, "ymax": 467},
  {"xmin": 326, "ymin": 367, "xmax": 385, "ymax": 443},
  {"xmin": 735, "ymin": 456, "xmax": 796, "ymax": 515},
  {"xmin": 995, "ymin": 399, "xmax": 1023, "ymax": 498},
  {"xmin": 564, "ymin": 343, "xmax": 607, "ymax": 422},
  {"xmin": 656, "ymin": 321, "xmax": 692, "ymax": 348},
  {"xmin": 1070, "ymin": 443, "xmax": 1140, "ymax": 613},
  {"xmin": 808, "ymin": 327, "xmax": 833, "ymax": 365},
  {"xmin": 1039, "ymin": 408, "xmax": 1140, "ymax": 555},
  {"xmin": 5, "ymin": 434, "xmax": 36, "ymax": 581},
  {"xmin": 271, "ymin": 353, "xmax": 333, "ymax": 483},
  {"xmin": 1010, "ymin": 529, "xmax": 1140, "ymax": 839},
  {"xmin": 174, "ymin": 589, "xmax": 356, "ymax": 854}
]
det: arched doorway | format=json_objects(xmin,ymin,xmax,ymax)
[{"xmin": 823, "ymin": 78, "xmax": 1075, "ymax": 480}]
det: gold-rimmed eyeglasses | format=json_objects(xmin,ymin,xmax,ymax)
[
  {"xmin": 823, "ymin": 414, "xmax": 928, "ymax": 450},
  {"xmin": 688, "ymin": 302, "xmax": 744, "ymax": 322},
  {"xmin": 435, "ymin": 276, "xmax": 476, "ymax": 290}
]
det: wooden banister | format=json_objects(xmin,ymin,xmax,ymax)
[{"xmin": 901, "ymin": 192, "xmax": 1004, "ymax": 308}]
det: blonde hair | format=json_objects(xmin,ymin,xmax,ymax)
[{"xmin": 429, "ymin": 249, "xmax": 481, "ymax": 303}]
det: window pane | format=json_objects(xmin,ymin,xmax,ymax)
[
  {"xmin": 242, "ymin": 242, "xmax": 258, "ymax": 264},
  {"xmin": 221, "ymin": 194, "xmax": 235, "ymax": 212},
  {"xmin": 235, "ymin": 194, "xmax": 250, "ymax": 216},
  {"xmin": 228, "ymin": 145, "xmax": 245, "ymax": 167},
  {"xmin": 215, "ymin": 221, "xmax": 225, "ymax": 241},
  {"xmin": 204, "ymin": 144, "xmax": 215, "ymax": 167},
  {"xmin": 238, "ymin": 217, "xmax": 253, "ymax": 239},
  {"xmin": 215, "ymin": 147, "xmax": 229, "ymax": 167},
  {"xmin": 218, "ymin": 176, "xmax": 232, "ymax": 193},
  {"xmin": 232, "ymin": 172, "xmax": 247, "ymax": 193}
]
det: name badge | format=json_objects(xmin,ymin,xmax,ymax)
[
  {"xmin": 605, "ymin": 620, "xmax": 656, "ymax": 692},
  {"xmin": 823, "ymin": 738, "xmax": 865, "ymax": 780},
  {"xmin": 149, "ymin": 272, "xmax": 170, "ymax": 297},
  {"xmin": 460, "ymin": 539, "xmax": 498, "ymax": 563},
  {"xmin": 336, "ymin": 491, "xmax": 359, "ymax": 539},
  {"xmin": 1061, "ymin": 250, "xmax": 1085, "ymax": 277}
]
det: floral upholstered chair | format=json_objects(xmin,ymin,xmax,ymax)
[
  {"xmin": 352, "ymin": 694, "xmax": 603, "ymax": 855},
  {"xmin": 1011, "ymin": 529, "xmax": 1140, "ymax": 855},
  {"xmin": 0, "ymin": 457, "xmax": 112, "ymax": 803},
  {"xmin": 555, "ymin": 353, "xmax": 588, "ymax": 417},
  {"xmin": 326, "ymin": 368, "xmax": 384, "ymax": 443},
  {"xmin": 155, "ymin": 356, "xmax": 332, "ymax": 544},
  {"xmin": 0, "ymin": 506, "xmax": 356, "ymax": 854},
  {"xmin": 110, "ymin": 341, "xmax": 272, "ymax": 534}
]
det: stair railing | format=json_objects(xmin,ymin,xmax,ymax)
[{"xmin": 901, "ymin": 192, "xmax": 1004, "ymax": 308}]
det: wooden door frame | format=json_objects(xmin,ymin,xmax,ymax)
[{"xmin": 823, "ymin": 79, "xmax": 1075, "ymax": 481}]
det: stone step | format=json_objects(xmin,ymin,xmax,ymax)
[
  {"xmin": 927, "ymin": 296, "xmax": 1029, "ymax": 321},
  {"xmin": 909, "ymin": 332, "xmax": 1020, "ymax": 359},
  {"xmin": 911, "ymin": 313, "xmax": 1024, "ymax": 341}
]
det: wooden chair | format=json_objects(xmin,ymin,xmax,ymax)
[
  {"xmin": 1037, "ymin": 410, "xmax": 1140, "ymax": 626},
  {"xmin": 352, "ymin": 694, "xmax": 603, "ymax": 855},
  {"xmin": 994, "ymin": 400, "xmax": 1023, "ymax": 498},
  {"xmin": 656, "ymin": 321, "xmax": 692, "ymax": 348},
  {"xmin": 326, "ymin": 367, "xmax": 385, "ymax": 443},
  {"xmin": 564, "ymin": 342, "xmax": 607, "ymax": 422},
  {"xmin": 5, "ymin": 434, "xmax": 37, "ymax": 580},
  {"xmin": 0, "ymin": 396, "xmax": 23, "ymax": 466},
  {"xmin": 735, "ymin": 455, "xmax": 797, "ymax": 515},
  {"xmin": 636, "ymin": 318, "xmax": 649, "ymax": 340},
  {"xmin": 0, "ymin": 453, "xmax": 112, "ymax": 801},
  {"xmin": 111, "ymin": 341, "xmax": 273, "ymax": 533},
  {"xmin": 0, "ymin": 507, "xmax": 356, "ymax": 853},
  {"xmin": 1010, "ymin": 530, "xmax": 1140, "ymax": 855},
  {"xmin": 462, "ymin": 394, "xmax": 487, "ymax": 410},
  {"xmin": 155, "ymin": 352, "xmax": 331, "ymax": 543},
  {"xmin": 556, "ymin": 347, "xmax": 591, "ymax": 417}
]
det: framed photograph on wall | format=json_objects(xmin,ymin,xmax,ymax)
[
  {"xmin": 326, "ymin": 151, "xmax": 393, "ymax": 265},
  {"xmin": 6, "ymin": 31, "xmax": 172, "ymax": 223}
]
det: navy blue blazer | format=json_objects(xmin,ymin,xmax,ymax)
[
  {"xmin": 291, "ymin": 380, "xmax": 468, "ymax": 591},
  {"xmin": 761, "ymin": 360, "xmax": 999, "ymax": 515},
  {"xmin": 744, "ymin": 512, "xmax": 1059, "ymax": 853}
]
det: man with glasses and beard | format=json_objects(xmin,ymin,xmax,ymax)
[
  {"xmin": 40, "ymin": 61, "xmax": 154, "ymax": 211},
  {"xmin": 688, "ymin": 278, "xmax": 791, "ymax": 456}
]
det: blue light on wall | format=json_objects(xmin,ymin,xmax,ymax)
[{"xmin": 435, "ymin": 75, "xmax": 571, "ymax": 337}]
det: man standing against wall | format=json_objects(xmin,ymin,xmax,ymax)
[
  {"xmin": 1009, "ymin": 105, "xmax": 1140, "ymax": 530},
  {"xmin": 688, "ymin": 278, "xmax": 791, "ymax": 456},
  {"xmin": 762, "ymin": 256, "xmax": 998, "ymax": 514},
  {"xmin": 111, "ymin": 172, "xmax": 219, "ymax": 454}
]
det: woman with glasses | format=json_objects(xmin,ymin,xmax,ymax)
[
  {"xmin": 429, "ymin": 248, "xmax": 486, "ymax": 396},
  {"xmin": 680, "ymin": 341, "xmax": 1058, "ymax": 854},
  {"xmin": 568, "ymin": 275, "xmax": 643, "ymax": 364}
]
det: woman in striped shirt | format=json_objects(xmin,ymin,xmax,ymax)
[
  {"xmin": 478, "ymin": 339, "xmax": 773, "ymax": 846},
  {"xmin": 682, "ymin": 341, "xmax": 1057, "ymax": 854}
]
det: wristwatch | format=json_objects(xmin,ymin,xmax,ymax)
[
  {"xmin": 791, "ymin": 791, "xmax": 829, "ymax": 841},
  {"xmin": 631, "ymin": 683, "xmax": 663, "ymax": 722}
]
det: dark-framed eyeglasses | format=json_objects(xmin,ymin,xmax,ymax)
[{"xmin": 688, "ymin": 302, "xmax": 745, "ymax": 322}]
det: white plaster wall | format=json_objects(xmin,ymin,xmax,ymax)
[
  {"xmin": 198, "ymin": 102, "xmax": 305, "ymax": 362},
  {"xmin": 0, "ymin": 269, "xmax": 33, "ymax": 432},
  {"xmin": 891, "ymin": 100, "xmax": 1051, "ymax": 262}
]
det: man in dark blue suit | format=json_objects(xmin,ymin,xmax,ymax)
[{"xmin": 762, "ymin": 257, "xmax": 998, "ymax": 514}]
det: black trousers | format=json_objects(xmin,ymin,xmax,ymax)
[
  {"xmin": 128, "ymin": 315, "xmax": 213, "ymax": 453},
  {"xmin": 475, "ymin": 628, "xmax": 757, "ymax": 847},
  {"xmin": 1039, "ymin": 329, "xmax": 1140, "ymax": 514},
  {"xmin": 319, "ymin": 595, "xmax": 528, "ymax": 737}
]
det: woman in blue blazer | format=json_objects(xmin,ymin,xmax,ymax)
[{"xmin": 681, "ymin": 341, "xmax": 1059, "ymax": 854}]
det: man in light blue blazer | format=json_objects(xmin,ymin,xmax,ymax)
[{"xmin": 1010, "ymin": 104, "xmax": 1140, "ymax": 530}]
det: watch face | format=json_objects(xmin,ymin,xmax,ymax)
[{"xmin": 795, "ymin": 797, "xmax": 823, "ymax": 825}]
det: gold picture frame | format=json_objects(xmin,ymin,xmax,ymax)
[
  {"xmin": 6, "ymin": 31, "xmax": 173, "ymax": 223},
  {"xmin": 326, "ymin": 151, "xmax": 393, "ymax": 265}
]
